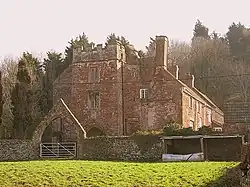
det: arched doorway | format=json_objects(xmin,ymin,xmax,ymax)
[
  {"xmin": 31, "ymin": 98, "xmax": 87, "ymax": 159},
  {"xmin": 42, "ymin": 117, "xmax": 63, "ymax": 143},
  {"xmin": 87, "ymin": 127, "xmax": 105, "ymax": 137}
]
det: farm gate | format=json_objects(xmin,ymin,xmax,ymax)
[{"xmin": 40, "ymin": 142, "xmax": 77, "ymax": 158}]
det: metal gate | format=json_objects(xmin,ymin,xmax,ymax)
[{"xmin": 40, "ymin": 142, "xmax": 77, "ymax": 158}]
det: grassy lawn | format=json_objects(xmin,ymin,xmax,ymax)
[{"xmin": 0, "ymin": 160, "xmax": 238, "ymax": 187}]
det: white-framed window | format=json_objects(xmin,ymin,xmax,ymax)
[
  {"xmin": 207, "ymin": 109, "xmax": 212, "ymax": 123},
  {"xmin": 189, "ymin": 120, "xmax": 194, "ymax": 129},
  {"xmin": 89, "ymin": 91, "xmax": 100, "ymax": 109},
  {"xmin": 140, "ymin": 89, "xmax": 148, "ymax": 99},
  {"xmin": 213, "ymin": 127, "xmax": 222, "ymax": 132},
  {"xmin": 192, "ymin": 99, "xmax": 195, "ymax": 109},
  {"xmin": 89, "ymin": 67, "xmax": 100, "ymax": 82},
  {"xmin": 189, "ymin": 96, "xmax": 192, "ymax": 108},
  {"xmin": 198, "ymin": 117, "xmax": 202, "ymax": 128}
]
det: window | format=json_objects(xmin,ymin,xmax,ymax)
[
  {"xmin": 207, "ymin": 110, "xmax": 212, "ymax": 123},
  {"xmin": 189, "ymin": 96, "xmax": 192, "ymax": 108},
  {"xmin": 189, "ymin": 120, "xmax": 194, "ymax": 129},
  {"xmin": 199, "ymin": 103, "xmax": 202, "ymax": 113},
  {"xmin": 89, "ymin": 92, "xmax": 100, "ymax": 109},
  {"xmin": 198, "ymin": 117, "xmax": 202, "ymax": 128},
  {"xmin": 192, "ymin": 99, "xmax": 195, "ymax": 109},
  {"xmin": 89, "ymin": 67, "xmax": 100, "ymax": 82},
  {"xmin": 213, "ymin": 127, "xmax": 222, "ymax": 132},
  {"xmin": 140, "ymin": 89, "xmax": 148, "ymax": 99}
]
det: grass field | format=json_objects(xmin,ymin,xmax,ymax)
[{"xmin": 0, "ymin": 160, "xmax": 238, "ymax": 187}]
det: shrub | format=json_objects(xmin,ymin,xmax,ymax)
[
  {"xmin": 134, "ymin": 130, "xmax": 163, "ymax": 136},
  {"xmin": 163, "ymin": 121, "xmax": 215, "ymax": 136}
]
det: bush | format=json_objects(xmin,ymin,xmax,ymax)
[
  {"xmin": 134, "ymin": 130, "xmax": 163, "ymax": 136},
  {"xmin": 163, "ymin": 122, "xmax": 215, "ymax": 136}
]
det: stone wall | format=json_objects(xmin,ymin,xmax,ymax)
[
  {"xmin": 79, "ymin": 135, "xmax": 163, "ymax": 161},
  {"xmin": 0, "ymin": 140, "xmax": 38, "ymax": 161}
]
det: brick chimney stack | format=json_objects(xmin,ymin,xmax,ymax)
[
  {"xmin": 155, "ymin": 36, "xmax": 168, "ymax": 70},
  {"xmin": 184, "ymin": 73, "xmax": 195, "ymax": 88},
  {"xmin": 175, "ymin": 65, "xmax": 179, "ymax": 80}
]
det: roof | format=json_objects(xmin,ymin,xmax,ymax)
[
  {"xmin": 161, "ymin": 135, "xmax": 243, "ymax": 140},
  {"xmin": 165, "ymin": 68, "xmax": 223, "ymax": 113}
]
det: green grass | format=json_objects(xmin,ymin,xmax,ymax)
[{"xmin": 0, "ymin": 160, "xmax": 238, "ymax": 187}]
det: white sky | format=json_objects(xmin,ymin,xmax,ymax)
[{"xmin": 0, "ymin": 0, "xmax": 249, "ymax": 58}]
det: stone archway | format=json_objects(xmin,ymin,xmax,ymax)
[
  {"xmin": 31, "ymin": 98, "xmax": 86, "ymax": 157},
  {"xmin": 42, "ymin": 117, "xmax": 63, "ymax": 143},
  {"xmin": 87, "ymin": 127, "xmax": 105, "ymax": 137}
]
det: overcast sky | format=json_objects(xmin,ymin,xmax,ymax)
[{"xmin": 0, "ymin": 0, "xmax": 249, "ymax": 58}]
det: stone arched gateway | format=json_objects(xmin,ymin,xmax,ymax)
[{"xmin": 31, "ymin": 98, "xmax": 86, "ymax": 158}]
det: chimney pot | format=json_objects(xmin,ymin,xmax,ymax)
[
  {"xmin": 183, "ymin": 73, "xmax": 195, "ymax": 88},
  {"xmin": 175, "ymin": 65, "xmax": 179, "ymax": 79}
]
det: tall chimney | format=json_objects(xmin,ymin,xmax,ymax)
[
  {"xmin": 184, "ymin": 73, "xmax": 195, "ymax": 88},
  {"xmin": 155, "ymin": 36, "xmax": 168, "ymax": 69},
  {"xmin": 175, "ymin": 65, "xmax": 179, "ymax": 79}
]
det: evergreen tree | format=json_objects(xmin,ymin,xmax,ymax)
[
  {"xmin": 193, "ymin": 19, "xmax": 210, "ymax": 39},
  {"xmin": 42, "ymin": 51, "xmax": 64, "ymax": 113},
  {"xmin": 64, "ymin": 32, "xmax": 95, "ymax": 72},
  {"xmin": 11, "ymin": 59, "xmax": 32, "ymax": 139},
  {"xmin": 0, "ymin": 71, "xmax": 3, "ymax": 133}
]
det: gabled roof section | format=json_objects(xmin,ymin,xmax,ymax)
[
  {"xmin": 163, "ymin": 68, "xmax": 223, "ymax": 113},
  {"xmin": 32, "ymin": 98, "xmax": 86, "ymax": 144}
]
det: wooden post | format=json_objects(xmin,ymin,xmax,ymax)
[{"xmin": 200, "ymin": 137, "xmax": 204, "ymax": 161}]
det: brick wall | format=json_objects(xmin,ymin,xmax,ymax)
[
  {"xmin": 182, "ymin": 89, "xmax": 223, "ymax": 130},
  {"xmin": 70, "ymin": 61, "xmax": 121, "ymax": 136},
  {"xmin": 182, "ymin": 90, "xmax": 210, "ymax": 129},
  {"xmin": 52, "ymin": 36, "xmax": 224, "ymax": 137}
]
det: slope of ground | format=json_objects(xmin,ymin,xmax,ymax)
[{"xmin": 0, "ymin": 160, "xmax": 239, "ymax": 187}]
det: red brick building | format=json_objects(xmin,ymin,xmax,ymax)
[{"xmin": 52, "ymin": 36, "xmax": 224, "ymax": 137}]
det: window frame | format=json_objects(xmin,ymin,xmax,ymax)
[
  {"xmin": 88, "ymin": 67, "xmax": 100, "ymax": 83},
  {"xmin": 140, "ymin": 88, "xmax": 148, "ymax": 99},
  {"xmin": 88, "ymin": 91, "xmax": 100, "ymax": 109}
]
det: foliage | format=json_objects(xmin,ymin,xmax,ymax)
[
  {"xmin": 42, "ymin": 51, "xmax": 64, "ymax": 113},
  {"xmin": 0, "ymin": 58, "xmax": 18, "ymax": 138},
  {"xmin": 134, "ymin": 129, "xmax": 163, "ymax": 136},
  {"xmin": 163, "ymin": 121, "xmax": 215, "ymax": 136},
  {"xmin": 11, "ymin": 58, "xmax": 32, "ymax": 139},
  {"xmin": 0, "ymin": 161, "xmax": 238, "ymax": 187},
  {"xmin": 64, "ymin": 32, "xmax": 95, "ymax": 72},
  {"xmin": 105, "ymin": 33, "xmax": 141, "ymax": 62},
  {"xmin": 11, "ymin": 53, "xmax": 44, "ymax": 139},
  {"xmin": 193, "ymin": 19, "xmax": 210, "ymax": 40},
  {"xmin": 0, "ymin": 71, "xmax": 2, "ymax": 130},
  {"xmin": 145, "ymin": 37, "xmax": 156, "ymax": 56}
]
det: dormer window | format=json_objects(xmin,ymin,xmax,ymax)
[{"xmin": 140, "ymin": 89, "xmax": 148, "ymax": 99}]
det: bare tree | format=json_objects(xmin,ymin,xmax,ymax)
[
  {"xmin": 229, "ymin": 60, "xmax": 250, "ymax": 103},
  {"xmin": 0, "ymin": 57, "xmax": 18, "ymax": 138}
]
